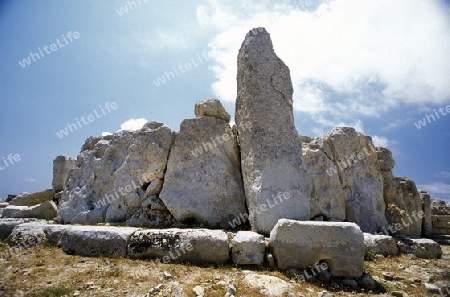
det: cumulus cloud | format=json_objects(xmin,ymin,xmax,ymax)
[
  {"xmin": 371, "ymin": 136, "xmax": 389, "ymax": 148},
  {"xmin": 119, "ymin": 118, "xmax": 148, "ymax": 131},
  {"xmin": 418, "ymin": 182, "xmax": 450, "ymax": 195},
  {"xmin": 438, "ymin": 171, "xmax": 450, "ymax": 178},
  {"xmin": 200, "ymin": 0, "xmax": 450, "ymax": 132}
]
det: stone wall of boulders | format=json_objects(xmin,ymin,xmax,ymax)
[
  {"xmin": 2, "ymin": 27, "xmax": 442, "ymax": 240},
  {"xmin": 430, "ymin": 199, "xmax": 450, "ymax": 237},
  {"xmin": 432, "ymin": 215, "xmax": 450, "ymax": 235},
  {"xmin": 0, "ymin": 27, "xmax": 447, "ymax": 283}
]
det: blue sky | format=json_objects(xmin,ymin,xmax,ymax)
[{"xmin": 0, "ymin": 0, "xmax": 449, "ymax": 202}]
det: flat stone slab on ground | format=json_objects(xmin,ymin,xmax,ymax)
[
  {"xmin": 363, "ymin": 233, "xmax": 399, "ymax": 257},
  {"xmin": 128, "ymin": 228, "xmax": 229, "ymax": 264},
  {"xmin": 269, "ymin": 219, "xmax": 365, "ymax": 277},
  {"xmin": 395, "ymin": 235, "xmax": 442, "ymax": 259},
  {"xmin": 60, "ymin": 225, "xmax": 138, "ymax": 258},
  {"xmin": 2, "ymin": 201, "xmax": 57, "ymax": 220},
  {"xmin": 0, "ymin": 218, "xmax": 47, "ymax": 240},
  {"xmin": 9, "ymin": 189, "xmax": 54, "ymax": 207}
]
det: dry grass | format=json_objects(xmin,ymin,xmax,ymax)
[{"xmin": 0, "ymin": 242, "xmax": 448, "ymax": 297}]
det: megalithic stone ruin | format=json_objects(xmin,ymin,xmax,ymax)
[{"xmin": 235, "ymin": 27, "xmax": 312, "ymax": 234}]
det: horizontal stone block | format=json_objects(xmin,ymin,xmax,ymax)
[
  {"xmin": 363, "ymin": 233, "xmax": 399, "ymax": 257},
  {"xmin": 0, "ymin": 218, "xmax": 47, "ymax": 240},
  {"xmin": 395, "ymin": 235, "xmax": 442, "ymax": 259},
  {"xmin": 269, "ymin": 219, "xmax": 364, "ymax": 277},
  {"xmin": 61, "ymin": 226, "xmax": 138, "ymax": 258},
  {"xmin": 128, "ymin": 228, "xmax": 229, "ymax": 264},
  {"xmin": 232, "ymin": 231, "xmax": 265, "ymax": 265}
]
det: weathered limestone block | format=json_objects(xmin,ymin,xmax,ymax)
[
  {"xmin": 431, "ymin": 199, "xmax": 450, "ymax": 215},
  {"xmin": 2, "ymin": 201, "xmax": 57, "ymax": 220},
  {"xmin": 126, "ymin": 195, "xmax": 175, "ymax": 228},
  {"xmin": 324, "ymin": 127, "xmax": 387, "ymax": 233},
  {"xmin": 384, "ymin": 176, "xmax": 423, "ymax": 236},
  {"xmin": 57, "ymin": 122, "xmax": 175, "ymax": 226},
  {"xmin": 52, "ymin": 155, "xmax": 77, "ymax": 193},
  {"xmin": 0, "ymin": 218, "xmax": 46, "ymax": 240},
  {"xmin": 60, "ymin": 225, "xmax": 138, "ymax": 258},
  {"xmin": 420, "ymin": 191, "xmax": 432, "ymax": 238},
  {"xmin": 231, "ymin": 231, "xmax": 265, "ymax": 265},
  {"xmin": 160, "ymin": 104, "xmax": 246, "ymax": 228},
  {"xmin": 128, "ymin": 228, "xmax": 229, "ymax": 264},
  {"xmin": 376, "ymin": 147, "xmax": 395, "ymax": 171},
  {"xmin": 363, "ymin": 233, "xmax": 399, "ymax": 257},
  {"xmin": 302, "ymin": 138, "xmax": 345, "ymax": 221},
  {"xmin": 194, "ymin": 98, "xmax": 231, "ymax": 122},
  {"xmin": 269, "ymin": 219, "xmax": 364, "ymax": 277},
  {"xmin": 235, "ymin": 27, "xmax": 311, "ymax": 234},
  {"xmin": 7, "ymin": 222, "xmax": 48, "ymax": 248},
  {"xmin": 9, "ymin": 189, "xmax": 53, "ymax": 207},
  {"xmin": 395, "ymin": 235, "xmax": 442, "ymax": 259}
]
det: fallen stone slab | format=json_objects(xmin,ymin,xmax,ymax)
[
  {"xmin": 128, "ymin": 228, "xmax": 229, "ymax": 264},
  {"xmin": 0, "ymin": 218, "xmax": 47, "ymax": 240},
  {"xmin": 9, "ymin": 189, "xmax": 54, "ymax": 207},
  {"xmin": 60, "ymin": 226, "xmax": 138, "ymax": 258},
  {"xmin": 231, "ymin": 231, "xmax": 265, "ymax": 265},
  {"xmin": 7, "ymin": 221, "xmax": 48, "ymax": 248},
  {"xmin": 2, "ymin": 201, "xmax": 57, "ymax": 220},
  {"xmin": 269, "ymin": 219, "xmax": 364, "ymax": 277},
  {"xmin": 432, "ymin": 235, "xmax": 450, "ymax": 245},
  {"xmin": 363, "ymin": 233, "xmax": 399, "ymax": 257},
  {"xmin": 395, "ymin": 235, "xmax": 442, "ymax": 259},
  {"xmin": 43, "ymin": 224, "xmax": 72, "ymax": 246}
]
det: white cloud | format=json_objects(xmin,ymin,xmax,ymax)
[
  {"xmin": 201, "ymin": 0, "xmax": 450, "ymax": 132},
  {"xmin": 119, "ymin": 118, "xmax": 148, "ymax": 131},
  {"xmin": 439, "ymin": 171, "xmax": 450, "ymax": 179},
  {"xmin": 102, "ymin": 132, "xmax": 112, "ymax": 136},
  {"xmin": 418, "ymin": 182, "xmax": 450, "ymax": 195},
  {"xmin": 371, "ymin": 135, "xmax": 389, "ymax": 148},
  {"xmin": 24, "ymin": 178, "xmax": 35, "ymax": 182}
]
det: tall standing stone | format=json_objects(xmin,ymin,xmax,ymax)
[
  {"xmin": 52, "ymin": 156, "xmax": 77, "ymax": 193},
  {"xmin": 235, "ymin": 28, "xmax": 311, "ymax": 234}
]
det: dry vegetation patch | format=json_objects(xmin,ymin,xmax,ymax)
[{"xmin": 0, "ymin": 242, "xmax": 448, "ymax": 297}]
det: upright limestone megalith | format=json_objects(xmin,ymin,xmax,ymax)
[{"xmin": 235, "ymin": 27, "xmax": 311, "ymax": 234}]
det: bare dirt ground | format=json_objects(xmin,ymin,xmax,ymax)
[{"xmin": 0, "ymin": 243, "xmax": 449, "ymax": 297}]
